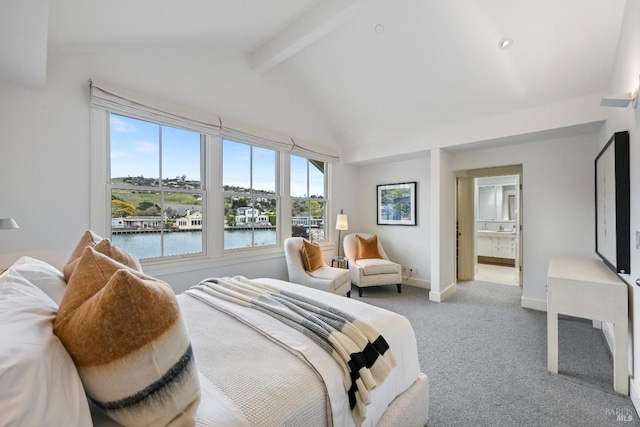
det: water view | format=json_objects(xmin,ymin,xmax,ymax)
[{"xmin": 112, "ymin": 229, "xmax": 278, "ymax": 259}]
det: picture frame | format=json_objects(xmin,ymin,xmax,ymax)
[
  {"xmin": 595, "ymin": 131, "xmax": 630, "ymax": 274},
  {"xmin": 377, "ymin": 182, "xmax": 417, "ymax": 226}
]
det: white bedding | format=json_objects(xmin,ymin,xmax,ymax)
[
  {"xmin": 179, "ymin": 288, "xmax": 329, "ymax": 427},
  {"xmin": 183, "ymin": 277, "xmax": 421, "ymax": 427},
  {"xmin": 2, "ymin": 254, "xmax": 426, "ymax": 427}
]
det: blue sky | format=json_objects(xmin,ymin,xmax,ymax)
[
  {"xmin": 111, "ymin": 113, "xmax": 324, "ymax": 196},
  {"xmin": 110, "ymin": 114, "xmax": 201, "ymax": 182}
]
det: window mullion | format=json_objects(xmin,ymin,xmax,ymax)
[{"xmin": 159, "ymin": 125, "xmax": 164, "ymax": 256}]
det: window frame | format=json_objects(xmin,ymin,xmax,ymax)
[
  {"xmin": 222, "ymin": 138, "xmax": 281, "ymax": 253},
  {"xmin": 290, "ymin": 155, "xmax": 328, "ymax": 242},
  {"xmin": 90, "ymin": 107, "xmax": 334, "ymax": 274},
  {"xmin": 106, "ymin": 112, "xmax": 208, "ymax": 261}
]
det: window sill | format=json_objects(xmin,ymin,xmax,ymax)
[
  {"xmin": 142, "ymin": 247, "xmax": 285, "ymax": 277},
  {"xmin": 142, "ymin": 241, "xmax": 336, "ymax": 277}
]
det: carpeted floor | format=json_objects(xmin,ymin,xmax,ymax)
[{"xmin": 351, "ymin": 280, "xmax": 639, "ymax": 427}]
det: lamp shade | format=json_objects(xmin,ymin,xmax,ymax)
[
  {"xmin": 336, "ymin": 213, "xmax": 348, "ymax": 230},
  {"xmin": 0, "ymin": 218, "xmax": 19, "ymax": 230}
]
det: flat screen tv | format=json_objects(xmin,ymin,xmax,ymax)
[{"xmin": 595, "ymin": 131, "xmax": 630, "ymax": 274}]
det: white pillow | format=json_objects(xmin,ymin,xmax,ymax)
[
  {"xmin": 10, "ymin": 256, "xmax": 67, "ymax": 304},
  {"xmin": 0, "ymin": 268, "xmax": 92, "ymax": 426}
]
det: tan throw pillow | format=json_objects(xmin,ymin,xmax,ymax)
[
  {"xmin": 63, "ymin": 233, "xmax": 142, "ymax": 282},
  {"xmin": 356, "ymin": 234, "xmax": 382, "ymax": 260},
  {"xmin": 94, "ymin": 238, "xmax": 142, "ymax": 272},
  {"xmin": 63, "ymin": 230, "xmax": 103, "ymax": 281},
  {"xmin": 301, "ymin": 239, "xmax": 324, "ymax": 271},
  {"xmin": 53, "ymin": 247, "xmax": 200, "ymax": 426}
]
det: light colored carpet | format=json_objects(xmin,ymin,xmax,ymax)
[{"xmin": 351, "ymin": 280, "xmax": 639, "ymax": 427}]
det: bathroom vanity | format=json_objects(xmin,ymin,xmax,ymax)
[{"xmin": 477, "ymin": 230, "xmax": 517, "ymax": 265}]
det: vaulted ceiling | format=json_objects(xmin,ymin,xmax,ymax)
[{"xmin": 1, "ymin": 0, "xmax": 628, "ymax": 162}]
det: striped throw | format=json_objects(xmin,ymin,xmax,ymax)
[{"xmin": 187, "ymin": 276, "xmax": 396, "ymax": 425}]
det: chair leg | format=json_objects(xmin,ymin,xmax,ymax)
[
  {"xmin": 397, "ymin": 283, "xmax": 402, "ymax": 293},
  {"xmin": 358, "ymin": 286, "xmax": 363, "ymax": 297},
  {"xmin": 346, "ymin": 291, "xmax": 351, "ymax": 298}
]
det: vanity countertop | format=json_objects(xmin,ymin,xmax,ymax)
[{"xmin": 477, "ymin": 229, "xmax": 516, "ymax": 238}]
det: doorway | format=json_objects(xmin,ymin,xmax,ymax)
[
  {"xmin": 475, "ymin": 175, "xmax": 519, "ymax": 286},
  {"xmin": 456, "ymin": 165, "xmax": 523, "ymax": 287}
]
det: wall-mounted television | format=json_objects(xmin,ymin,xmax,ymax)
[{"xmin": 595, "ymin": 131, "xmax": 630, "ymax": 274}]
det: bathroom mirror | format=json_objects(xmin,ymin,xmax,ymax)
[{"xmin": 476, "ymin": 179, "xmax": 518, "ymax": 222}]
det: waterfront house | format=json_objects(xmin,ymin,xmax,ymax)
[{"xmin": 175, "ymin": 211, "xmax": 203, "ymax": 231}]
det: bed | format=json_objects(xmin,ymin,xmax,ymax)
[{"xmin": 0, "ymin": 250, "xmax": 429, "ymax": 426}]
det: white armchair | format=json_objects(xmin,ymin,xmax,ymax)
[
  {"xmin": 343, "ymin": 233, "xmax": 402, "ymax": 297},
  {"xmin": 284, "ymin": 237, "xmax": 352, "ymax": 297}
]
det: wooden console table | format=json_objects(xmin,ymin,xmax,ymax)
[{"xmin": 547, "ymin": 256, "xmax": 629, "ymax": 395}]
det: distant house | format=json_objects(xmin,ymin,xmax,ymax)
[
  {"xmin": 162, "ymin": 204, "xmax": 202, "ymax": 218},
  {"xmin": 112, "ymin": 218, "xmax": 125, "ymax": 229},
  {"xmin": 121, "ymin": 216, "xmax": 164, "ymax": 229},
  {"xmin": 175, "ymin": 210, "xmax": 203, "ymax": 230},
  {"xmin": 235, "ymin": 208, "xmax": 260, "ymax": 225}
]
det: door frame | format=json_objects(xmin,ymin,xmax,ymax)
[{"xmin": 456, "ymin": 165, "xmax": 523, "ymax": 285}]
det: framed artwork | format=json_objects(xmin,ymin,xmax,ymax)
[
  {"xmin": 595, "ymin": 131, "xmax": 630, "ymax": 274},
  {"xmin": 377, "ymin": 182, "xmax": 417, "ymax": 226}
]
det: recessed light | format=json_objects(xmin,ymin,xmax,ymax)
[
  {"xmin": 375, "ymin": 24, "xmax": 385, "ymax": 34},
  {"xmin": 498, "ymin": 37, "xmax": 513, "ymax": 49}
]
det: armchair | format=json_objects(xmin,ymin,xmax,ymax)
[
  {"xmin": 343, "ymin": 233, "xmax": 402, "ymax": 297},
  {"xmin": 284, "ymin": 237, "xmax": 352, "ymax": 297}
]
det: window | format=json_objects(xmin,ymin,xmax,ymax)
[
  {"xmin": 109, "ymin": 113, "xmax": 205, "ymax": 259},
  {"xmin": 222, "ymin": 139, "xmax": 278, "ymax": 250},
  {"xmin": 91, "ymin": 81, "xmax": 340, "ymax": 269},
  {"xmin": 290, "ymin": 155, "xmax": 326, "ymax": 241}
]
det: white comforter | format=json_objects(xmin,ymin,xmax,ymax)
[{"xmin": 185, "ymin": 278, "xmax": 421, "ymax": 427}]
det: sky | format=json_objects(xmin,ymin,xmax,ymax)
[
  {"xmin": 110, "ymin": 114, "xmax": 200, "ymax": 182},
  {"xmin": 111, "ymin": 113, "xmax": 324, "ymax": 197}
]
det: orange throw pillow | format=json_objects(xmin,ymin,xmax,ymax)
[
  {"xmin": 301, "ymin": 240, "xmax": 324, "ymax": 271},
  {"xmin": 54, "ymin": 247, "xmax": 200, "ymax": 426},
  {"xmin": 63, "ymin": 230, "xmax": 103, "ymax": 281},
  {"xmin": 356, "ymin": 235, "xmax": 382, "ymax": 260}
]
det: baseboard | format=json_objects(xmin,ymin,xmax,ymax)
[
  {"xmin": 520, "ymin": 295, "xmax": 546, "ymax": 311},
  {"xmin": 403, "ymin": 277, "xmax": 430, "ymax": 289},
  {"xmin": 602, "ymin": 321, "xmax": 615, "ymax": 353},
  {"xmin": 631, "ymin": 378, "xmax": 640, "ymax": 415},
  {"xmin": 429, "ymin": 282, "xmax": 456, "ymax": 302}
]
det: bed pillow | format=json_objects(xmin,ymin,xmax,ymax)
[
  {"xmin": 356, "ymin": 234, "xmax": 382, "ymax": 260},
  {"xmin": 62, "ymin": 230, "xmax": 103, "ymax": 281},
  {"xmin": 53, "ymin": 247, "xmax": 201, "ymax": 426},
  {"xmin": 301, "ymin": 239, "xmax": 324, "ymax": 271},
  {"xmin": 0, "ymin": 268, "xmax": 92, "ymax": 426},
  {"xmin": 10, "ymin": 256, "xmax": 67, "ymax": 304}
]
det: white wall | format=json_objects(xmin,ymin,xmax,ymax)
[
  {"xmin": 451, "ymin": 133, "xmax": 599, "ymax": 308},
  {"xmin": 430, "ymin": 149, "xmax": 457, "ymax": 301},
  {"xmin": 598, "ymin": 0, "xmax": 640, "ymax": 407},
  {"xmin": 0, "ymin": 48, "xmax": 352, "ymax": 292},
  {"xmin": 355, "ymin": 156, "xmax": 431, "ymax": 288}
]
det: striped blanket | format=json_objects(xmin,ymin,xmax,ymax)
[{"xmin": 186, "ymin": 276, "xmax": 397, "ymax": 425}]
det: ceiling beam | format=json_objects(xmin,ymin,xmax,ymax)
[{"xmin": 250, "ymin": 0, "xmax": 378, "ymax": 74}]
